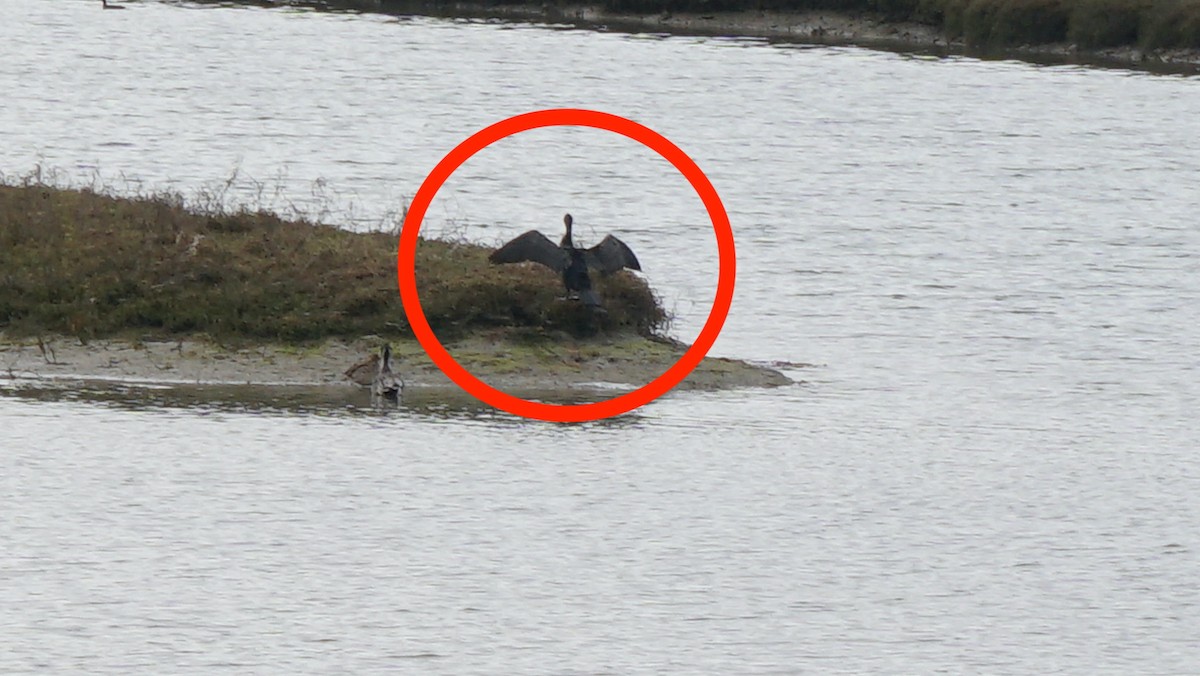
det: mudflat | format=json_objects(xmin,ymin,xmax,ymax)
[{"xmin": 0, "ymin": 333, "xmax": 793, "ymax": 393}]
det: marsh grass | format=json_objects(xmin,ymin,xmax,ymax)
[
  {"xmin": 0, "ymin": 176, "xmax": 667, "ymax": 345},
  {"xmin": 910, "ymin": 0, "xmax": 1198, "ymax": 49}
]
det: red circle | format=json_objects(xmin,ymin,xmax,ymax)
[{"xmin": 397, "ymin": 109, "xmax": 734, "ymax": 423}]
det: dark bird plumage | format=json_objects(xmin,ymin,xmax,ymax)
[
  {"xmin": 488, "ymin": 213, "xmax": 641, "ymax": 308},
  {"xmin": 371, "ymin": 344, "xmax": 403, "ymax": 401},
  {"xmin": 102, "ymin": 0, "xmax": 127, "ymax": 9}
]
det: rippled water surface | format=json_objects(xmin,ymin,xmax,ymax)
[{"xmin": 3, "ymin": 1, "xmax": 1200, "ymax": 672}]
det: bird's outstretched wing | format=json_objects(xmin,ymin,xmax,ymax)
[
  {"xmin": 489, "ymin": 230, "xmax": 570, "ymax": 272},
  {"xmin": 584, "ymin": 235, "xmax": 641, "ymax": 276}
]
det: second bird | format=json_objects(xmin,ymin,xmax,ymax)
[{"xmin": 488, "ymin": 213, "xmax": 641, "ymax": 309}]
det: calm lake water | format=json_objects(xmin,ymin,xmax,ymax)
[{"xmin": 3, "ymin": 0, "xmax": 1200, "ymax": 673}]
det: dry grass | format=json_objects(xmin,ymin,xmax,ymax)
[{"xmin": 0, "ymin": 177, "xmax": 667, "ymax": 344}]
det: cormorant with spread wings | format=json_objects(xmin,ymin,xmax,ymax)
[{"xmin": 488, "ymin": 213, "xmax": 641, "ymax": 308}]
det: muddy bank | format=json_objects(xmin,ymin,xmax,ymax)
[
  {"xmin": 0, "ymin": 333, "xmax": 794, "ymax": 394},
  {"xmin": 357, "ymin": 0, "xmax": 1200, "ymax": 73}
]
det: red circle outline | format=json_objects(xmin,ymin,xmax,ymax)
[{"xmin": 397, "ymin": 109, "xmax": 734, "ymax": 423}]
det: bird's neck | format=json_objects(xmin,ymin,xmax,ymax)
[{"xmin": 561, "ymin": 224, "xmax": 574, "ymax": 249}]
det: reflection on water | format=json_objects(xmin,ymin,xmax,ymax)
[
  {"xmin": 0, "ymin": 378, "xmax": 650, "ymax": 424},
  {"xmin": 4, "ymin": 379, "xmax": 395, "ymax": 418}
]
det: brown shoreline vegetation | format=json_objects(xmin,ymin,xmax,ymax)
[
  {"xmin": 0, "ymin": 179, "xmax": 791, "ymax": 392},
  {"xmin": 0, "ymin": 180, "xmax": 663, "ymax": 342},
  {"xmin": 249, "ymin": 0, "xmax": 1200, "ymax": 72}
]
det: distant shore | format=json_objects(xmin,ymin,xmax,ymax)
[{"xmin": 297, "ymin": 0, "xmax": 1200, "ymax": 73}]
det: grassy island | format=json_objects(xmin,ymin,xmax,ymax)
[
  {"xmin": 0, "ymin": 180, "xmax": 789, "ymax": 393},
  {"xmin": 0, "ymin": 182, "xmax": 663, "ymax": 343}
]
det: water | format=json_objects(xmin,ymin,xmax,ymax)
[{"xmin": 3, "ymin": 1, "xmax": 1200, "ymax": 672}]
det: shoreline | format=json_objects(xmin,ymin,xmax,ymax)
[
  {"xmin": 0, "ymin": 333, "xmax": 795, "ymax": 396},
  {"xmin": 370, "ymin": 1, "xmax": 1200, "ymax": 74}
]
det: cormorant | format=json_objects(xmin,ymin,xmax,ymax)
[
  {"xmin": 488, "ymin": 213, "xmax": 641, "ymax": 308},
  {"xmin": 371, "ymin": 344, "xmax": 403, "ymax": 401}
]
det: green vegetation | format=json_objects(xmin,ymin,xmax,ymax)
[
  {"xmin": 929, "ymin": 0, "xmax": 1200, "ymax": 49},
  {"xmin": 0, "ymin": 178, "xmax": 667, "ymax": 344},
  {"xmin": 377, "ymin": 0, "xmax": 1200, "ymax": 51}
]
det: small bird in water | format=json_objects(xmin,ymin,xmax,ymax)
[
  {"xmin": 371, "ymin": 343, "xmax": 403, "ymax": 402},
  {"xmin": 488, "ymin": 213, "xmax": 641, "ymax": 309},
  {"xmin": 102, "ymin": 0, "xmax": 127, "ymax": 9}
]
